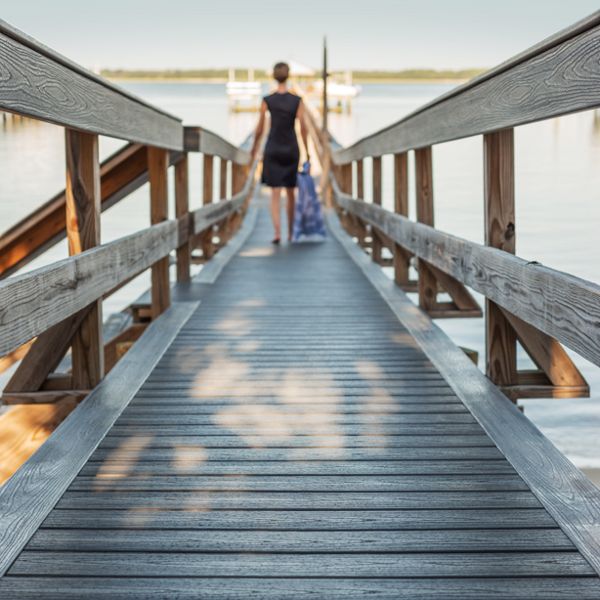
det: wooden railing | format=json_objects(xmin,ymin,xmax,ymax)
[
  {"xmin": 0, "ymin": 20, "xmax": 259, "ymax": 404},
  {"xmin": 307, "ymin": 11, "xmax": 600, "ymax": 401}
]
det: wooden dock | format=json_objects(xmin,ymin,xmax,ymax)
[
  {"xmin": 0, "ymin": 196, "xmax": 598, "ymax": 597},
  {"xmin": 2, "ymin": 11, "xmax": 600, "ymax": 599}
]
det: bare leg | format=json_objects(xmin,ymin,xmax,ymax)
[
  {"xmin": 285, "ymin": 187, "xmax": 295, "ymax": 241},
  {"xmin": 270, "ymin": 187, "xmax": 281, "ymax": 241}
]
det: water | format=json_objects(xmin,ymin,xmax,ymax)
[{"xmin": 1, "ymin": 82, "xmax": 599, "ymax": 470}]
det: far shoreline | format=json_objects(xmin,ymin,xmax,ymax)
[{"xmin": 104, "ymin": 77, "xmax": 470, "ymax": 85}]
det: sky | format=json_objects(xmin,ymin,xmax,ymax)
[{"xmin": 2, "ymin": 1, "xmax": 599, "ymax": 71}]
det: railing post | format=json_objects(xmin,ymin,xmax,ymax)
[
  {"xmin": 202, "ymin": 153, "xmax": 215, "ymax": 259},
  {"xmin": 65, "ymin": 129, "xmax": 104, "ymax": 389},
  {"xmin": 393, "ymin": 152, "xmax": 411, "ymax": 287},
  {"xmin": 175, "ymin": 154, "xmax": 191, "ymax": 283},
  {"xmin": 232, "ymin": 163, "xmax": 244, "ymax": 195},
  {"xmin": 415, "ymin": 146, "xmax": 437, "ymax": 311},
  {"xmin": 148, "ymin": 146, "xmax": 171, "ymax": 319},
  {"xmin": 356, "ymin": 159, "xmax": 364, "ymax": 199},
  {"xmin": 220, "ymin": 158, "xmax": 228, "ymax": 200},
  {"xmin": 371, "ymin": 155, "xmax": 382, "ymax": 263},
  {"xmin": 484, "ymin": 129, "xmax": 517, "ymax": 386},
  {"xmin": 341, "ymin": 163, "xmax": 352, "ymax": 195}
]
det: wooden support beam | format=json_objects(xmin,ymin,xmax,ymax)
[
  {"xmin": 500, "ymin": 308, "xmax": 588, "ymax": 399},
  {"xmin": 2, "ymin": 390, "xmax": 89, "ymax": 406},
  {"xmin": 426, "ymin": 263, "xmax": 483, "ymax": 319},
  {"xmin": 148, "ymin": 146, "xmax": 171, "ymax": 320},
  {"xmin": 174, "ymin": 154, "xmax": 191, "ymax": 283},
  {"xmin": 0, "ymin": 341, "xmax": 33, "ymax": 376},
  {"xmin": 371, "ymin": 156, "xmax": 383, "ymax": 263},
  {"xmin": 415, "ymin": 146, "xmax": 437, "ymax": 311},
  {"xmin": 65, "ymin": 129, "xmax": 104, "ymax": 389},
  {"xmin": 4, "ymin": 310, "xmax": 89, "ymax": 393},
  {"xmin": 104, "ymin": 323, "xmax": 147, "ymax": 374},
  {"xmin": 393, "ymin": 152, "xmax": 412, "ymax": 288},
  {"xmin": 484, "ymin": 129, "xmax": 518, "ymax": 388},
  {"xmin": 220, "ymin": 158, "xmax": 228, "ymax": 200},
  {"xmin": 0, "ymin": 399, "xmax": 80, "ymax": 485}
]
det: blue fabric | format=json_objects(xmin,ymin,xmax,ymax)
[{"xmin": 292, "ymin": 161, "xmax": 327, "ymax": 242}]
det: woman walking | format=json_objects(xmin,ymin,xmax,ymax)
[{"xmin": 250, "ymin": 62, "xmax": 310, "ymax": 243}]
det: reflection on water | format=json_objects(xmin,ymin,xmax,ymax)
[{"xmin": 2, "ymin": 82, "xmax": 600, "ymax": 470}]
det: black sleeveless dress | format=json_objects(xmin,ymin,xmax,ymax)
[{"xmin": 261, "ymin": 92, "xmax": 301, "ymax": 188}]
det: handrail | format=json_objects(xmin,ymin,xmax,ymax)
[
  {"xmin": 0, "ymin": 221, "xmax": 178, "ymax": 356},
  {"xmin": 184, "ymin": 127, "xmax": 252, "ymax": 165},
  {"xmin": 0, "ymin": 126, "xmax": 253, "ymax": 280},
  {"xmin": 334, "ymin": 186, "xmax": 600, "ymax": 369},
  {"xmin": 0, "ymin": 19, "xmax": 183, "ymax": 149},
  {"xmin": 333, "ymin": 10, "xmax": 600, "ymax": 163}
]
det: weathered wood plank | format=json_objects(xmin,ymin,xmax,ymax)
[
  {"xmin": 27, "ymin": 528, "xmax": 571, "ymax": 552},
  {"xmin": 2, "ymin": 577, "xmax": 600, "ymax": 600},
  {"xmin": 0, "ymin": 21, "xmax": 182, "ymax": 148},
  {"xmin": 333, "ymin": 13, "xmax": 600, "ymax": 162},
  {"xmin": 122, "ymin": 403, "xmax": 466, "ymax": 414},
  {"xmin": 0, "ymin": 221, "xmax": 178, "ymax": 355},
  {"xmin": 110, "ymin": 414, "xmax": 478, "ymax": 428},
  {"xmin": 106, "ymin": 422, "xmax": 484, "ymax": 435},
  {"xmin": 184, "ymin": 126, "xmax": 251, "ymax": 165},
  {"xmin": 68, "ymin": 474, "xmax": 525, "ymax": 492},
  {"xmin": 9, "ymin": 551, "xmax": 592, "ymax": 577},
  {"xmin": 0, "ymin": 302, "xmax": 198, "ymax": 577},
  {"xmin": 79, "ymin": 459, "xmax": 514, "ymax": 477},
  {"xmin": 88, "ymin": 446, "xmax": 503, "ymax": 461},
  {"xmin": 41, "ymin": 508, "xmax": 555, "ymax": 530}
]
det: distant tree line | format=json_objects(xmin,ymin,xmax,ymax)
[{"xmin": 100, "ymin": 68, "xmax": 484, "ymax": 82}]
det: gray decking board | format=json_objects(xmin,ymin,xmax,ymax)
[
  {"xmin": 27, "ymin": 528, "xmax": 573, "ymax": 552},
  {"xmin": 2, "ymin": 578, "xmax": 600, "ymax": 600},
  {"xmin": 41, "ymin": 508, "xmax": 558, "ymax": 530},
  {"xmin": 8, "ymin": 551, "xmax": 595, "ymax": 577},
  {"xmin": 3, "ymin": 196, "xmax": 600, "ymax": 596},
  {"xmin": 78, "ymin": 459, "xmax": 517, "ymax": 477},
  {"xmin": 68, "ymin": 474, "xmax": 527, "ymax": 492}
]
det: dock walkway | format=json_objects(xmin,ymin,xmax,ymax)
[{"xmin": 1, "ymin": 193, "xmax": 599, "ymax": 598}]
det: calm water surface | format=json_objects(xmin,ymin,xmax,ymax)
[{"xmin": 2, "ymin": 82, "xmax": 599, "ymax": 469}]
